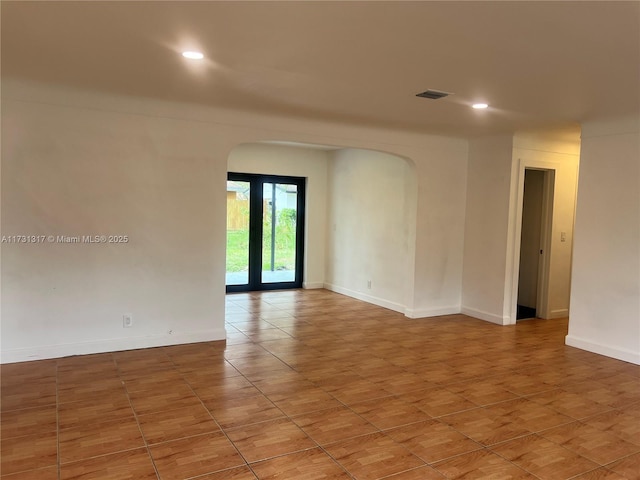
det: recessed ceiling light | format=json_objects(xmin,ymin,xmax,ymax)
[
  {"xmin": 182, "ymin": 51, "xmax": 204, "ymax": 60},
  {"xmin": 472, "ymin": 103, "xmax": 489, "ymax": 109}
]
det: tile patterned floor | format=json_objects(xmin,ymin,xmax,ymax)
[{"xmin": 1, "ymin": 289, "xmax": 639, "ymax": 479}]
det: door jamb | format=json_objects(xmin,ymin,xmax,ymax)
[
  {"xmin": 507, "ymin": 159, "xmax": 557, "ymax": 324},
  {"xmin": 535, "ymin": 168, "xmax": 555, "ymax": 318}
]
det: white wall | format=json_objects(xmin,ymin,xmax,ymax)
[
  {"xmin": 410, "ymin": 140, "xmax": 468, "ymax": 318},
  {"xmin": 2, "ymin": 95, "xmax": 229, "ymax": 362},
  {"xmin": 1, "ymin": 80, "xmax": 468, "ymax": 362},
  {"xmin": 9, "ymin": 81, "xmax": 630, "ymax": 366},
  {"xmin": 325, "ymin": 148, "xmax": 416, "ymax": 312},
  {"xmin": 462, "ymin": 136, "xmax": 514, "ymax": 324},
  {"xmin": 567, "ymin": 117, "xmax": 640, "ymax": 365},
  {"xmin": 227, "ymin": 143, "xmax": 330, "ymax": 288},
  {"xmin": 462, "ymin": 130, "xmax": 581, "ymax": 325}
]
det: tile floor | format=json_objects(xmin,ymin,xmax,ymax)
[{"xmin": 1, "ymin": 289, "xmax": 639, "ymax": 479}]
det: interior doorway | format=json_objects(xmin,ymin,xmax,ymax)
[
  {"xmin": 516, "ymin": 168, "xmax": 553, "ymax": 320},
  {"xmin": 226, "ymin": 172, "xmax": 305, "ymax": 292}
]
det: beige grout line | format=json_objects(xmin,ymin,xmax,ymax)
[{"xmin": 115, "ymin": 355, "xmax": 162, "ymax": 480}]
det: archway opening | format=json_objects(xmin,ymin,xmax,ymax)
[{"xmin": 226, "ymin": 142, "xmax": 417, "ymax": 313}]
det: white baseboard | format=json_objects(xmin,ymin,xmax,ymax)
[
  {"xmin": 323, "ymin": 283, "xmax": 461, "ymax": 319},
  {"xmin": 405, "ymin": 306, "xmax": 460, "ymax": 319},
  {"xmin": 461, "ymin": 306, "xmax": 508, "ymax": 325},
  {"xmin": 565, "ymin": 334, "xmax": 640, "ymax": 365},
  {"xmin": 1, "ymin": 328, "xmax": 227, "ymax": 364},
  {"xmin": 549, "ymin": 308, "xmax": 569, "ymax": 319},
  {"xmin": 303, "ymin": 282, "xmax": 324, "ymax": 289},
  {"xmin": 323, "ymin": 283, "xmax": 405, "ymax": 314}
]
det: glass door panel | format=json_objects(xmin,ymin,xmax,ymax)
[
  {"xmin": 226, "ymin": 173, "xmax": 304, "ymax": 292},
  {"xmin": 226, "ymin": 180, "xmax": 250, "ymax": 286},
  {"xmin": 262, "ymin": 183, "xmax": 298, "ymax": 284}
]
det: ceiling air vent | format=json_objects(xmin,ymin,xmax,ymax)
[{"xmin": 416, "ymin": 89, "xmax": 452, "ymax": 100}]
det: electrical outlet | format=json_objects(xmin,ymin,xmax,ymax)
[
  {"xmin": 367, "ymin": 280, "xmax": 372, "ymax": 289},
  {"xmin": 123, "ymin": 314, "xmax": 133, "ymax": 328}
]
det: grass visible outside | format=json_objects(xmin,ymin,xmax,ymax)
[
  {"xmin": 226, "ymin": 229, "xmax": 296, "ymax": 272},
  {"xmin": 226, "ymin": 230, "xmax": 250, "ymax": 272}
]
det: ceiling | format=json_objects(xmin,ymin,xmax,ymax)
[{"xmin": 2, "ymin": 1, "xmax": 639, "ymax": 137}]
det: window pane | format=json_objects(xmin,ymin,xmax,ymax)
[
  {"xmin": 226, "ymin": 181, "xmax": 250, "ymax": 285},
  {"xmin": 262, "ymin": 183, "xmax": 297, "ymax": 283}
]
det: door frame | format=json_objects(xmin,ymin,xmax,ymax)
[
  {"xmin": 226, "ymin": 172, "xmax": 306, "ymax": 293},
  {"xmin": 516, "ymin": 168, "xmax": 554, "ymax": 319},
  {"xmin": 507, "ymin": 159, "xmax": 557, "ymax": 323}
]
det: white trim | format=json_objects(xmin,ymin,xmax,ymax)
[
  {"xmin": 461, "ymin": 306, "xmax": 508, "ymax": 325},
  {"xmin": 323, "ymin": 283, "xmax": 405, "ymax": 314},
  {"xmin": 503, "ymin": 154, "xmax": 521, "ymax": 325},
  {"xmin": 405, "ymin": 306, "xmax": 460, "ymax": 319},
  {"xmin": 323, "ymin": 283, "xmax": 460, "ymax": 319},
  {"xmin": 302, "ymin": 282, "xmax": 324, "ymax": 289},
  {"xmin": 536, "ymin": 169, "xmax": 555, "ymax": 319},
  {"xmin": 549, "ymin": 308, "xmax": 569, "ymax": 319},
  {"xmin": 565, "ymin": 335, "xmax": 640, "ymax": 366},
  {"xmin": 0, "ymin": 329, "xmax": 227, "ymax": 364},
  {"xmin": 507, "ymin": 157, "xmax": 574, "ymax": 324}
]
